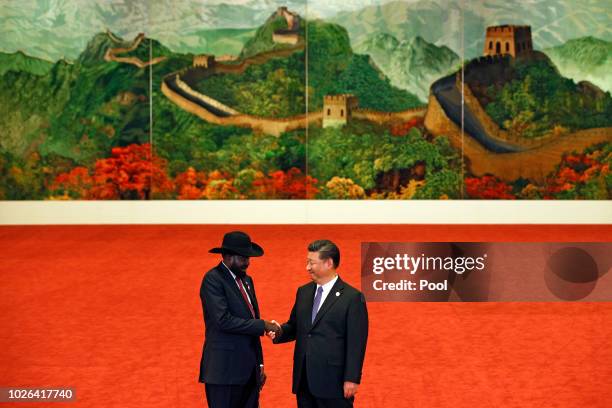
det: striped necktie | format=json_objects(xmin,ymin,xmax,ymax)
[{"xmin": 235, "ymin": 277, "xmax": 255, "ymax": 318}]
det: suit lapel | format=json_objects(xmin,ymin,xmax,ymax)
[
  {"xmin": 302, "ymin": 282, "xmax": 316, "ymax": 325},
  {"xmin": 310, "ymin": 278, "xmax": 345, "ymax": 329},
  {"xmin": 218, "ymin": 262, "xmax": 254, "ymax": 318}
]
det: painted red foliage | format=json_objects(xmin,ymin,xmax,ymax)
[
  {"xmin": 174, "ymin": 167, "xmax": 209, "ymax": 199},
  {"xmin": 390, "ymin": 118, "xmax": 423, "ymax": 137},
  {"xmin": 465, "ymin": 175, "xmax": 516, "ymax": 199},
  {"xmin": 173, "ymin": 167, "xmax": 318, "ymax": 199},
  {"xmin": 52, "ymin": 144, "xmax": 173, "ymax": 199},
  {"xmin": 252, "ymin": 168, "xmax": 319, "ymax": 199},
  {"xmin": 544, "ymin": 152, "xmax": 608, "ymax": 196},
  {"xmin": 53, "ymin": 143, "xmax": 318, "ymax": 199},
  {"xmin": 52, "ymin": 167, "xmax": 93, "ymax": 198}
]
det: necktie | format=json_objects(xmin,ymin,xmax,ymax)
[
  {"xmin": 311, "ymin": 286, "xmax": 323, "ymax": 323},
  {"xmin": 236, "ymin": 277, "xmax": 256, "ymax": 318}
]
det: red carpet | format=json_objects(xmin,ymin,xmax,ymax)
[{"xmin": 1, "ymin": 225, "xmax": 611, "ymax": 407}]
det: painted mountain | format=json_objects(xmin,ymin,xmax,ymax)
[
  {"xmin": 5, "ymin": 0, "xmax": 611, "ymax": 62},
  {"xmin": 0, "ymin": 10, "xmax": 432, "ymax": 200},
  {"xmin": 354, "ymin": 33, "xmax": 460, "ymax": 102},
  {"xmin": 545, "ymin": 36, "xmax": 612, "ymax": 93},
  {"xmin": 0, "ymin": 51, "xmax": 53, "ymax": 76},
  {"xmin": 0, "ymin": 0, "xmax": 307, "ymax": 60},
  {"xmin": 331, "ymin": 0, "xmax": 612, "ymax": 58},
  {"xmin": 1, "ymin": 1, "xmax": 610, "ymax": 201}
]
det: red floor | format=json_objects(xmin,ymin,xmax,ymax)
[{"xmin": 1, "ymin": 225, "xmax": 611, "ymax": 407}]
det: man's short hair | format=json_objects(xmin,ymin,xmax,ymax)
[{"xmin": 308, "ymin": 239, "xmax": 340, "ymax": 268}]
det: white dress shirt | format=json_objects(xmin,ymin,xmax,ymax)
[
  {"xmin": 222, "ymin": 261, "xmax": 252, "ymax": 305},
  {"xmin": 313, "ymin": 275, "xmax": 339, "ymax": 315}
]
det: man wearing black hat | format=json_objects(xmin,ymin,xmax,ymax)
[{"xmin": 199, "ymin": 231, "xmax": 280, "ymax": 408}]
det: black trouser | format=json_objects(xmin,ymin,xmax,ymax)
[
  {"xmin": 205, "ymin": 367, "xmax": 259, "ymax": 408},
  {"xmin": 296, "ymin": 365, "xmax": 353, "ymax": 408}
]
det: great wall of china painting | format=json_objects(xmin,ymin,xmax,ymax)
[{"xmin": 1, "ymin": 0, "xmax": 610, "ymax": 200}]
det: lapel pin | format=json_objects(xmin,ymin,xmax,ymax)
[{"xmin": 335, "ymin": 291, "xmax": 340, "ymax": 297}]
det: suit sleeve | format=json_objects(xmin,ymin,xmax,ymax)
[
  {"xmin": 201, "ymin": 272, "xmax": 265, "ymax": 336},
  {"xmin": 249, "ymin": 276, "xmax": 264, "ymax": 366},
  {"xmin": 344, "ymin": 292, "xmax": 368, "ymax": 384},
  {"xmin": 273, "ymin": 289, "xmax": 299, "ymax": 344}
]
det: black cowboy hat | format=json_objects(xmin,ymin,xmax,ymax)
[{"xmin": 209, "ymin": 231, "xmax": 264, "ymax": 257}]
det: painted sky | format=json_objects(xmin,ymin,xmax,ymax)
[{"xmin": 1, "ymin": 0, "xmax": 609, "ymax": 61}]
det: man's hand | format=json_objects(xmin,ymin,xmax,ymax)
[
  {"xmin": 264, "ymin": 320, "xmax": 281, "ymax": 335},
  {"xmin": 343, "ymin": 381, "xmax": 359, "ymax": 399}
]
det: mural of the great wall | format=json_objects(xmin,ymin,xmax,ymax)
[{"xmin": 1, "ymin": 0, "xmax": 610, "ymax": 199}]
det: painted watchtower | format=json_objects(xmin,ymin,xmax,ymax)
[
  {"xmin": 484, "ymin": 25, "xmax": 533, "ymax": 58},
  {"xmin": 322, "ymin": 94, "xmax": 358, "ymax": 128}
]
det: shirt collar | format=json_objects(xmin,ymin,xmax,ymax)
[
  {"xmin": 318, "ymin": 275, "xmax": 338, "ymax": 293},
  {"xmin": 221, "ymin": 261, "xmax": 237, "ymax": 280}
]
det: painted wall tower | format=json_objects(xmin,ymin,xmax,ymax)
[
  {"xmin": 484, "ymin": 25, "xmax": 533, "ymax": 57},
  {"xmin": 322, "ymin": 94, "xmax": 358, "ymax": 128}
]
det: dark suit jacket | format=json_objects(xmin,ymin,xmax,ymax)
[
  {"xmin": 274, "ymin": 277, "xmax": 368, "ymax": 399},
  {"xmin": 199, "ymin": 262, "xmax": 265, "ymax": 385}
]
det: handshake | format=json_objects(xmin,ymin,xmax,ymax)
[{"xmin": 263, "ymin": 320, "xmax": 282, "ymax": 340}]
